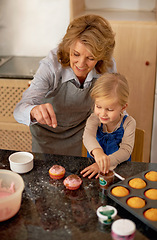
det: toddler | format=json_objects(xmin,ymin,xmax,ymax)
[{"xmin": 81, "ymin": 73, "xmax": 136, "ymax": 179}]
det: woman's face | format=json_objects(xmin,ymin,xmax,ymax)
[{"xmin": 69, "ymin": 40, "xmax": 97, "ymax": 82}]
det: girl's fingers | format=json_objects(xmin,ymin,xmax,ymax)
[
  {"xmin": 80, "ymin": 166, "xmax": 90, "ymax": 174},
  {"xmin": 88, "ymin": 171, "xmax": 97, "ymax": 179}
]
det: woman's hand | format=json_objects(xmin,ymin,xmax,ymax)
[
  {"xmin": 30, "ymin": 103, "xmax": 57, "ymax": 128},
  {"xmin": 80, "ymin": 162, "xmax": 100, "ymax": 179},
  {"xmin": 92, "ymin": 148, "xmax": 110, "ymax": 174}
]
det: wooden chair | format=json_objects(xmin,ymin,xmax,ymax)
[
  {"xmin": 82, "ymin": 143, "xmax": 87, "ymax": 158},
  {"xmin": 131, "ymin": 128, "xmax": 145, "ymax": 162},
  {"xmin": 82, "ymin": 128, "xmax": 145, "ymax": 162}
]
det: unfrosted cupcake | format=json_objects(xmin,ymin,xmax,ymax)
[
  {"xmin": 145, "ymin": 171, "xmax": 157, "ymax": 181},
  {"xmin": 127, "ymin": 197, "xmax": 145, "ymax": 208},
  {"xmin": 145, "ymin": 189, "xmax": 157, "ymax": 200},
  {"xmin": 111, "ymin": 186, "xmax": 129, "ymax": 197},
  {"xmin": 129, "ymin": 178, "xmax": 146, "ymax": 189},
  {"xmin": 144, "ymin": 208, "xmax": 157, "ymax": 221}
]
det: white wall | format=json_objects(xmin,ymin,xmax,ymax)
[
  {"xmin": 85, "ymin": 0, "xmax": 156, "ymax": 11},
  {"xmin": 0, "ymin": 0, "xmax": 70, "ymax": 56}
]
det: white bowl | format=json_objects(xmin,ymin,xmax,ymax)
[
  {"xmin": 0, "ymin": 169, "xmax": 25, "ymax": 222},
  {"xmin": 9, "ymin": 152, "xmax": 34, "ymax": 174},
  {"xmin": 97, "ymin": 205, "xmax": 117, "ymax": 225}
]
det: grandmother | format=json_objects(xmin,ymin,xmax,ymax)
[{"xmin": 14, "ymin": 14, "xmax": 116, "ymax": 156}]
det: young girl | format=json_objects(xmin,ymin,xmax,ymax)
[{"xmin": 81, "ymin": 73, "xmax": 136, "ymax": 179}]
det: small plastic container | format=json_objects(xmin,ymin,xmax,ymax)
[
  {"xmin": 0, "ymin": 169, "xmax": 25, "ymax": 222},
  {"xmin": 9, "ymin": 152, "xmax": 34, "ymax": 174},
  {"xmin": 99, "ymin": 170, "xmax": 114, "ymax": 189},
  {"xmin": 111, "ymin": 219, "xmax": 136, "ymax": 240},
  {"xmin": 97, "ymin": 205, "xmax": 117, "ymax": 225}
]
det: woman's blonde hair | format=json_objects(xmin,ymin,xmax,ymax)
[
  {"xmin": 90, "ymin": 73, "xmax": 129, "ymax": 106},
  {"xmin": 57, "ymin": 14, "xmax": 115, "ymax": 74}
]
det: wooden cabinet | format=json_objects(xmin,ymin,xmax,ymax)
[
  {"xmin": 70, "ymin": 0, "xmax": 157, "ymax": 162},
  {"xmin": 112, "ymin": 23, "xmax": 156, "ymax": 163},
  {"xmin": 0, "ymin": 79, "xmax": 32, "ymax": 152}
]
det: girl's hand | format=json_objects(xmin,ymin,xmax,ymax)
[
  {"xmin": 92, "ymin": 148, "xmax": 110, "ymax": 174},
  {"xmin": 31, "ymin": 103, "xmax": 57, "ymax": 128},
  {"xmin": 80, "ymin": 163, "xmax": 99, "ymax": 179}
]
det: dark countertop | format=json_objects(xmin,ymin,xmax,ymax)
[
  {"xmin": 0, "ymin": 56, "xmax": 43, "ymax": 79},
  {"xmin": 0, "ymin": 149, "xmax": 156, "ymax": 240}
]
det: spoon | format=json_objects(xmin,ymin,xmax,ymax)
[{"xmin": 114, "ymin": 172, "xmax": 125, "ymax": 181}]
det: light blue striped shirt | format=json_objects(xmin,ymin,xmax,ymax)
[{"xmin": 13, "ymin": 48, "xmax": 117, "ymax": 126}]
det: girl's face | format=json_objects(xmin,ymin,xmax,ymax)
[
  {"xmin": 69, "ymin": 40, "xmax": 97, "ymax": 82},
  {"xmin": 94, "ymin": 97, "xmax": 127, "ymax": 129}
]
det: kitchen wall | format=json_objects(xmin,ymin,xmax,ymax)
[
  {"xmin": 85, "ymin": 0, "xmax": 156, "ymax": 11},
  {"xmin": 0, "ymin": 0, "xmax": 70, "ymax": 56}
]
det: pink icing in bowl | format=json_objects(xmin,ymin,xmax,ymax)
[
  {"xmin": 0, "ymin": 169, "xmax": 24, "ymax": 222},
  {"xmin": 0, "ymin": 182, "xmax": 15, "ymax": 198}
]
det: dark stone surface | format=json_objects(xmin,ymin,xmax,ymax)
[
  {"xmin": 0, "ymin": 56, "xmax": 43, "ymax": 79},
  {"xmin": 0, "ymin": 149, "xmax": 156, "ymax": 240}
]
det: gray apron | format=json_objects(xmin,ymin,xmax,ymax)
[{"xmin": 30, "ymin": 79, "xmax": 95, "ymax": 156}]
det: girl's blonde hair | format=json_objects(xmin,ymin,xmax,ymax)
[
  {"xmin": 57, "ymin": 14, "xmax": 115, "ymax": 74},
  {"xmin": 90, "ymin": 73, "xmax": 129, "ymax": 106}
]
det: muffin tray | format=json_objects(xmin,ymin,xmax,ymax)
[{"xmin": 107, "ymin": 168, "xmax": 157, "ymax": 232}]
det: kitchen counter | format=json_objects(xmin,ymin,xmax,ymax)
[
  {"xmin": 0, "ymin": 149, "xmax": 156, "ymax": 240},
  {"xmin": 0, "ymin": 56, "xmax": 43, "ymax": 79}
]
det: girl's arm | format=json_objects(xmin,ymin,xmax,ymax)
[
  {"xmin": 83, "ymin": 113, "xmax": 110, "ymax": 175},
  {"xmin": 83, "ymin": 113, "xmax": 102, "ymax": 154},
  {"xmin": 109, "ymin": 116, "xmax": 136, "ymax": 170}
]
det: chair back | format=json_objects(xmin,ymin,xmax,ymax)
[
  {"xmin": 82, "ymin": 143, "xmax": 87, "ymax": 157},
  {"xmin": 131, "ymin": 128, "xmax": 145, "ymax": 162}
]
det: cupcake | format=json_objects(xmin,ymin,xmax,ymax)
[
  {"xmin": 144, "ymin": 208, "xmax": 157, "ymax": 221},
  {"xmin": 145, "ymin": 189, "xmax": 157, "ymax": 200},
  {"xmin": 63, "ymin": 174, "xmax": 82, "ymax": 190},
  {"xmin": 111, "ymin": 186, "xmax": 129, "ymax": 197},
  {"xmin": 127, "ymin": 197, "xmax": 145, "ymax": 208},
  {"xmin": 129, "ymin": 178, "xmax": 146, "ymax": 189},
  {"xmin": 145, "ymin": 171, "xmax": 157, "ymax": 181},
  {"xmin": 49, "ymin": 165, "xmax": 65, "ymax": 179}
]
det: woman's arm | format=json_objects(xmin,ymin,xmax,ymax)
[{"xmin": 13, "ymin": 54, "xmax": 58, "ymax": 126}]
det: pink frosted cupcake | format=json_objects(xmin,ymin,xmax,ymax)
[
  {"xmin": 63, "ymin": 174, "xmax": 82, "ymax": 190},
  {"xmin": 49, "ymin": 165, "xmax": 65, "ymax": 179}
]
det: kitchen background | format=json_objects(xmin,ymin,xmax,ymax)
[
  {"xmin": 0, "ymin": 0, "xmax": 157, "ymax": 163},
  {"xmin": 0, "ymin": 0, "xmax": 70, "ymax": 56}
]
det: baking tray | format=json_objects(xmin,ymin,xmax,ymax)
[{"xmin": 107, "ymin": 167, "xmax": 157, "ymax": 232}]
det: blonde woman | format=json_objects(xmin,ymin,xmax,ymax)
[
  {"xmin": 14, "ymin": 14, "xmax": 116, "ymax": 156},
  {"xmin": 81, "ymin": 73, "xmax": 136, "ymax": 179}
]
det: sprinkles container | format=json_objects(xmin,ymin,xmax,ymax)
[
  {"xmin": 111, "ymin": 219, "xmax": 136, "ymax": 240},
  {"xmin": 99, "ymin": 170, "xmax": 114, "ymax": 189},
  {"xmin": 97, "ymin": 205, "xmax": 117, "ymax": 225}
]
